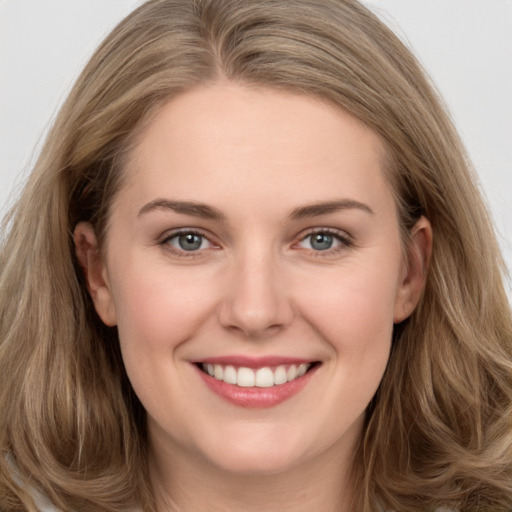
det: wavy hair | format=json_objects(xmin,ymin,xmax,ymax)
[{"xmin": 1, "ymin": 1, "xmax": 511, "ymax": 510}]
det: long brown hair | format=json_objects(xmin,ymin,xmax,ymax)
[{"xmin": 1, "ymin": 1, "xmax": 511, "ymax": 510}]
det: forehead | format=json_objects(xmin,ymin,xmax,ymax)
[{"xmin": 120, "ymin": 82, "xmax": 394, "ymax": 218}]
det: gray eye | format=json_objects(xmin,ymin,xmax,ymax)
[
  {"xmin": 309, "ymin": 233, "xmax": 334, "ymax": 251},
  {"xmin": 178, "ymin": 233, "xmax": 203, "ymax": 251},
  {"xmin": 168, "ymin": 233, "xmax": 209, "ymax": 251}
]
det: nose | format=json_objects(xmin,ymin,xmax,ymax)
[{"xmin": 218, "ymin": 250, "xmax": 294, "ymax": 339}]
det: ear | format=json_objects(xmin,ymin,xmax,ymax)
[
  {"xmin": 74, "ymin": 222, "xmax": 117, "ymax": 326},
  {"xmin": 394, "ymin": 216, "xmax": 433, "ymax": 323}
]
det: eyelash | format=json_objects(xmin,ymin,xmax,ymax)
[
  {"xmin": 160, "ymin": 229, "xmax": 216, "ymax": 258},
  {"xmin": 159, "ymin": 227, "xmax": 354, "ymax": 258},
  {"xmin": 295, "ymin": 228, "xmax": 354, "ymax": 257}
]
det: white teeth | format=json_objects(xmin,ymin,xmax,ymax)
[
  {"xmin": 274, "ymin": 365, "xmax": 288, "ymax": 385},
  {"xmin": 237, "ymin": 367, "xmax": 255, "ymax": 387},
  {"xmin": 202, "ymin": 363, "xmax": 312, "ymax": 387},
  {"xmin": 214, "ymin": 365, "xmax": 224, "ymax": 380},
  {"xmin": 297, "ymin": 363, "xmax": 308, "ymax": 377},
  {"xmin": 287, "ymin": 365, "xmax": 298, "ymax": 381},
  {"xmin": 255, "ymin": 367, "xmax": 274, "ymax": 387},
  {"xmin": 223, "ymin": 365, "xmax": 237, "ymax": 384}
]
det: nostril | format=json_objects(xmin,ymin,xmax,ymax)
[
  {"xmin": 217, "ymin": 280, "xmax": 294, "ymax": 337},
  {"xmin": 221, "ymin": 321, "xmax": 286, "ymax": 340}
]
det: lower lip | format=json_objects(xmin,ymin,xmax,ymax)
[{"xmin": 195, "ymin": 365, "xmax": 318, "ymax": 408}]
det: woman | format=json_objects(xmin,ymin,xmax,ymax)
[{"xmin": 1, "ymin": 0, "xmax": 511, "ymax": 511}]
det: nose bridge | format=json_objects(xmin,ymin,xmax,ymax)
[{"xmin": 219, "ymin": 241, "xmax": 293, "ymax": 337}]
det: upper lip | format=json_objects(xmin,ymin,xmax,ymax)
[{"xmin": 193, "ymin": 355, "xmax": 317, "ymax": 369}]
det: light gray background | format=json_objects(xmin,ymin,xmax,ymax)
[{"xmin": 1, "ymin": 1, "xmax": 511, "ymax": 294}]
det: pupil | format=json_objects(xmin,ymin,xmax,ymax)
[
  {"xmin": 311, "ymin": 233, "xmax": 332, "ymax": 251},
  {"xmin": 179, "ymin": 233, "xmax": 202, "ymax": 251}
]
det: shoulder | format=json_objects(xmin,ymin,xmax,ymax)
[
  {"xmin": 6, "ymin": 458, "xmax": 63, "ymax": 512},
  {"xmin": 26, "ymin": 487, "xmax": 62, "ymax": 512},
  {"xmin": 7, "ymin": 458, "xmax": 142, "ymax": 512},
  {"xmin": 29, "ymin": 489, "xmax": 142, "ymax": 512},
  {"xmin": 14, "ymin": 486, "xmax": 141, "ymax": 512}
]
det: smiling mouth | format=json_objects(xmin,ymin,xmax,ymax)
[{"xmin": 197, "ymin": 362, "xmax": 320, "ymax": 388}]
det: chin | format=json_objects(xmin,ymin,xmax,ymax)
[
  {"xmin": 197, "ymin": 428, "xmax": 310, "ymax": 476},
  {"xmin": 209, "ymin": 450, "xmax": 304, "ymax": 477}
]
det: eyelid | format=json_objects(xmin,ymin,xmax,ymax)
[
  {"xmin": 293, "ymin": 227, "xmax": 354, "ymax": 255},
  {"xmin": 157, "ymin": 226, "xmax": 354, "ymax": 259},
  {"xmin": 159, "ymin": 228, "xmax": 220, "ymax": 257}
]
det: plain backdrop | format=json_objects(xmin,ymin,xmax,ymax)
[{"xmin": 1, "ymin": 0, "xmax": 511, "ymax": 294}]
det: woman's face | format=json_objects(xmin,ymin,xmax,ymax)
[{"xmin": 77, "ymin": 82, "xmax": 429, "ymax": 477}]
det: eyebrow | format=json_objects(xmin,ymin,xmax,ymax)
[
  {"xmin": 137, "ymin": 199, "xmax": 225, "ymax": 220},
  {"xmin": 288, "ymin": 199, "xmax": 374, "ymax": 220},
  {"xmin": 137, "ymin": 198, "xmax": 373, "ymax": 221}
]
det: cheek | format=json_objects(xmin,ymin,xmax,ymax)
[
  {"xmin": 294, "ymin": 251, "xmax": 402, "ymax": 382},
  {"xmin": 111, "ymin": 261, "xmax": 220, "ymax": 353},
  {"xmin": 109, "ymin": 261, "xmax": 222, "ymax": 416}
]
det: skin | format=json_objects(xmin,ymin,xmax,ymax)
[{"xmin": 75, "ymin": 82, "xmax": 431, "ymax": 512}]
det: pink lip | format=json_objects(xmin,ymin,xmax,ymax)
[
  {"xmin": 195, "ymin": 355, "xmax": 313, "ymax": 369},
  {"xmin": 193, "ymin": 359, "xmax": 319, "ymax": 408}
]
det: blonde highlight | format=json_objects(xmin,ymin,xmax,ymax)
[{"xmin": 1, "ymin": 1, "xmax": 511, "ymax": 511}]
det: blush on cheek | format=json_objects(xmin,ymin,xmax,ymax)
[
  {"xmin": 116, "ymin": 272, "xmax": 216, "ymax": 353},
  {"xmin": 308, "ymin": 268, "xmax": 396, "ymax": 331}
]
